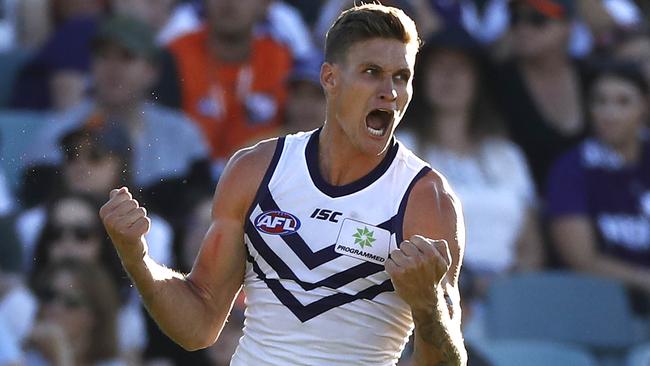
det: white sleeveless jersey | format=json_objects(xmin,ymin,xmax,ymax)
[{"xmin": 231, "ymin": 129, "xmax": 431, "ymax": 366}]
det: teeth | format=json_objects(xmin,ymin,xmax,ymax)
[{"xmin": 367, "ymin": 126, "xmax": 384, "ymax": 136}]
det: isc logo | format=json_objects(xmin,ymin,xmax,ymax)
[{"xmin": 254, "ymin": 210, "xmax": 301, "ymax": 235}]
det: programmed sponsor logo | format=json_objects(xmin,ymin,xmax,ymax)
[
  {"xmin": 334, "ymin": 219, "xmax": 391, "ymax": 265},
  {"xmin": 254, "ymin": 210, "xmax": 301, "ymax": 235}
]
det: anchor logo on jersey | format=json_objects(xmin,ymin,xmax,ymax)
[{"xmin": 254, "ymin": 210, "xmax": 301, "ymax": 235}]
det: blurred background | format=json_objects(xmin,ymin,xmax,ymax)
[{"xmin": 0, "ymin": 0, "xmax": 649, "ymax": 365}]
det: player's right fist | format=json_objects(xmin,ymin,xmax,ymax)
[{"xmin": 99, "ymin": 187, "xmax": 151, "ymax": 262}]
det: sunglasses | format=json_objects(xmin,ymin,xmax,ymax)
[
  {"xmin": 511, "ymin": 11, "xmax": 553, "ymax": 27},
  {"xmin": 39, "ymin": 288, "xmax": 87, "ymax": 310},
  {"xmin": 48, "ymin": 224, "xmax": 97, "ymax": 242}
]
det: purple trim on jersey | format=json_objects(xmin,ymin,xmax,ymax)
[
  {"xmin": 245, "ymin": 219, "xmax": 385, "ymax": 291},
  {"xmin": 257, "ymin": 187, "xmax": 342, "ymax": 268},
  {"xmin": 305, "ymin": 128, "xmax": 399, "ymax": 198},
  {"xmin": 244, "ymin": 137, "xmax": 286, "ymax": 221},
  {"xmin": 246, "ymin": 251, "xmax": 394, "ymax": 323}
]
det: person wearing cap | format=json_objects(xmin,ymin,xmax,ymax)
[
  {"xmin": 25, "ymin": 15, "xmax": 212, "ymax": 222},
  {"xmin": 282, "ymin": 54, "xmax": 327, "ymax": 135},
  {"xmin": 493, "ymin": 0, "xmax": 589, "ymax": 197}
]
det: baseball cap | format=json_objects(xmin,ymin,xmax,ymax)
[
  {"xmin": 419, "ymin": 26, "xmax": 484, "ymax": 63},
  {"xmin": 511, "ymin": 0, "xmax": 577, "ymax": 20},
  {"xmin": 423, "ymin": 26, "xmax": 482, "ymax": 54},
  {"xmin": 92, "ymin": 16, "xmax": 159, "ymax": 61},
  {"xmin": 60, "ymin": 124, "xmax": 132, "ymax": 163}
]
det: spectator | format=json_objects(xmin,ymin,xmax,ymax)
[
  {"xmin": 0, "ymin": 266, "xmax": 37, "ymax": 366},
  {"xmin": 58, "ymin": 128, "xmax": 130, "ymax": 199},
  {"xmin": 9, "ymin": 0, "xmax": 109, "ymax": 111},
  {"xmin": 26, "ymin": 260, "xmax": 124, "ymax": 366},
  {"xmin": 283, "ymin": 55, "xmax": 326, "ymax": 134},
  {"xmin": 493, "ymin": 0, "xmax": 589, "ymax": 193},
  {"xmin": 26, "ymin": 193, "xmax": 153, "ymax": 363},
  {"xmin": 167, "ymin": 0, "xmax": 292, "ymax": 172},
  {"xmin": 29, "ymin": 193, "xmax": 128, "ymax": 294},
  {"xmin": 19, "ymin": 127, "xmax": 175, "ymax": 270},
  {"xmin": 402, "ymin": 26, "xmax": 544, "ymax": 291},
  {"xmin": 111, "ymin": 0, "xmax": 200, "ymax": 46},
  {"xmin": 24, "ymin": 15, "xmax": 212, "ymax": 221},
  {"xmin": 546, "ymin": 61, "xmax": 650, "ymax": 314}
]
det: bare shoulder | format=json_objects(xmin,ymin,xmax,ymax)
[
  {"xmin": 212, "ymin": 138, "xmax": 280, "ymax": 220},
  {"xmin": 403, "ymin": 170, "xmax": 465, "ymax": 277}
]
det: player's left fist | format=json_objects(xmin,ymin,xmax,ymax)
[{"xmin": 385, "ymin": 235, "xmax": 451, "ymax": 307}]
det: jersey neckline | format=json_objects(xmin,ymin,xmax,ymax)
[{"xmin": 304, "ymin": 128, "xmax": 399, "ymax": 198}]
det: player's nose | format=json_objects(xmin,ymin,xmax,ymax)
[{"xmin": 377, "ymin": 77, "xmax": 397, "ymax": 102}]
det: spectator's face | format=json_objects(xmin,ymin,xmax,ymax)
[
  {"xmin": 206, "ymin": 0, "xmax": 267, "ymax": 39},
  {"xmin": 39, "ymin": 270, "xmax": 94, "ymax": 342},
  {"xmin": 112, "ymin": 0, "xmax": 175, "ymax": 31},
  {"xmin": 323, "ymin": 38, "xmax": 416, "ymax": 156},
  {"xmin": 590, "ymin": 75, "xmax": 647, "ymax": 149},
  {"xmin": 424, "ymin": 50, "xmax": 477, "ymax": 114},
  {"xmin": 48, "ymin": 198, "xmax": 103, "ymax": 264},
  {"xmin": 56, "ymin": 0, "xmax": 105, "ymax": 21},
  {"xmin": 92, "ymin": 42, "xmax": 157, "ymax": 108},
  {"xmin": 511, "ymin": 5, "xmax": 570, "ymax": 59},
  {"xmin": 285, "ymin": 81, "xmax": 326, "ymax": 133},
  {"xmin": 617, "ymin": 37, "xmax": 650, "ymax": 86},
  {"xmin": 63, "ymin": 141, "xmax": 121, "ymax": 196}
]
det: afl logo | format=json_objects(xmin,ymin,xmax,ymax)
[{"xmin": 254, "ymin": 210, "xmax": 301, "ymax": 235}]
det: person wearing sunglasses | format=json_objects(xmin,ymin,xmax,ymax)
[
  {"xmin": 30, "ymin": 193, "xmax": 120, "ymax": 286},
  {"xmin": 26, "ymin": 260, "xmax": 124, "ymax": 366},
  {"xmin": 493, "ymin": 0, "xmax": 589, "ymax": 200}
]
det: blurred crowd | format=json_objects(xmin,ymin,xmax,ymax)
[{"xmin": 0, "ymin": 0, "xmax": 649, "ymax": 365}]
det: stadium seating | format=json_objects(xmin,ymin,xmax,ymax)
[
  {"xmin": 0, "ymin": 111, "xmax": 48, "ymax": 191},
  {"xmin": 484, "ymin": 271, "xmax": 639, "ymax": 350},
  {"xmin": 627, "ymin": 342, "xmax": 650, "ymax": 366},
  {"xmin": 475, "ymin": 339, "xmax": 599, "ymax": 366}
]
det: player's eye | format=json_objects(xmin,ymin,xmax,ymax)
[
  {"xmin": 394, "ymin": 72, "xmax": 410, "ymax": 83},
  {"xmin": 364, "ymin": 68, "xmax": 379, "ymax": 76}
]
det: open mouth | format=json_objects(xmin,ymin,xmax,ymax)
[{"xmin": 365, "ymin": 109, "xmax": 394, "ymax": 137}]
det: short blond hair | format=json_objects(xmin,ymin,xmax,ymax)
[{"xmin": 325, "ymin": 3, "xmax": 420, "ymax": 63}]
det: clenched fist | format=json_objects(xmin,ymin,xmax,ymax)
[
  {"xmin": 385, "ymin": 235, "xmax": 451, "ymax": 309},
  {"xmin": 99, "ymin": 187, "xmax": 151, "ymax": 263}
]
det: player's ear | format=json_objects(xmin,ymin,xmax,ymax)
[{"xmin": 320, "ymin": 62, "xmax": 337, "ymax": 94}]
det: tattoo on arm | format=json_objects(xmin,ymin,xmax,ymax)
[{"xmin": 413, "ymin": 291, "xmax": 465, "ymax": 366}]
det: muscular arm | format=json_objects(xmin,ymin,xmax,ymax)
[
  {"xmin": 551, "ymin": 216, "xmax": 650, "ymax": 293},
  {"xmin": 100, "ymin": 140, "xmax": 277, "ymax": 351},
  {"xmin": 389, "ymin": 172, "xmax": 467, "ymax": 366}
]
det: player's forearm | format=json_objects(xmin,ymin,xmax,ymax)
[
  {"xmin": 411, "ymin": 289, "xmax": 466, "ymax": 366},
  {"xmin": 121, "ymin": 252, "xmax": 227, "ymax": 351}
]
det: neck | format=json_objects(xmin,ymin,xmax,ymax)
[
  {"xmin": 318, "ymin": 122, "xmax": 387, "ymax": 186},
  {"xmin": 614, "ymin": 137, "xmax": 642, "ymax": 164},
  {"xmin": 210, "ymin": 31, "xmax": 253, "ymax": 63},
  {"xmin": 430, "ymin": 109, "xmax": 473, "ymax": 153}
]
